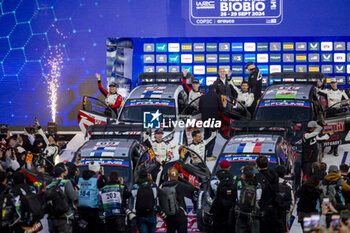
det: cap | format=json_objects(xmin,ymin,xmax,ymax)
[
  {"xmin": 219, "ymin": 160, "xmax": 230, "ymax": 169},
  {"xmin": 155, "ymin": 128, "xmax": 164, "ymax": 134},
  {"xmin": 52, "ymin": 166, "xmax": 65, "ymax": 177},
  {"xmin": 109, "ymin": 82, "xmax": 118, "ymax": 87},
  {"xmin": 138, "ymin": 169, "xmax": 148, "ymax": 179},
  {"xmin": 168, "ymin": 168, "xmax": 178, "ymax": 178},
  {"xmin": 307, "ymin": 121, "xmax": 319, "ymax": 128},
  {"xmin": 245, "ymin": 61, "xmax": 254, "ymax": 69},
  {"xmin": 328, "ymin": 165, "xmax": 339, "ymax": 173},
  {"xmin": 88, "ymin": 161, "xmax": 100, "ymax": 173},
  {"xmin": 330, "ymin": 78, "xmax": 337, "ymax": 83},
  {"xmin": 192, "ymin": 79, "xmax": 200, "ymax": 84}
]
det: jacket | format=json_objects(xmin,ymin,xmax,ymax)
[
  {"xmin": 100, "ymin": 180, "xmax": 131, "ymax": 216},
  {"xmin": 324, "ymin": 172, "xmax": 350, "ymax": 192},
  {"xmin": 230, "ymin": 81, "xmax": 254, "ymax": 107},
  {"xmin": 199, "ymin": 91, "xmax": 225, "ymax": 122},
  {"xmin": 247, "ymin": 67, "xmax": 262, "ymax": 100},
  {"xmin": 255, "ymin": 169, "xmax": 279, "ymax": 210},
  {"xmin": 213, "ymin": 77, "xmax": 237, "ymax": 99},
  {"xmin": 97, "ymin": 80, "xmax": 122, "ymax": 109},
  {"xmin": 302, "ymin": 125, "xmax": 330, "ymax": 163},
  {"xmin": 188, "ymin": 131, "xmax": 216, "ymax": 162},
  {"xmin": 143, "ymin": 133, "xmax": 172, "ymax": 163},
  {"xmin": 296, "ymin": 183, "xmax": 321, "ymax": 213},
  {"xmin": 319, "ymin": 88, "xmax": 349, "ymax": 108}
]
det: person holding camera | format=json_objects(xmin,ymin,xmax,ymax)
[
  {"xmin": 100, "ymin": 170, "xmax": 132, "ymax": 233},
  {"xmin": 77, "ymin": 161, "xmax": 106, "ymax": 233},
  {"xmin": 132, "ymin": 169, "xmax": 158, "ymax": 233}
]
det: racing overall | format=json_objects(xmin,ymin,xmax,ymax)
[
  {"xmin": 143, "ymin": 133, "xmax": 172, "ymax": 186},
  {"xmin": 182, "ymin": 74, "xmax": 202, "ymax": 111},
  {"xmin": 230, "ymin": 82, "xmax": 255, "ymax": 108},
  {"xmin": 97, "ymin": 80, "xmax": 122, "ymax": 114},
  {"xmin": 302, "ymin": 125, "xmax": 330, "ymax": 178},
  {"xmin": 100, "ymin": 182, "xmax": 130, "ymax": 233},
  {"xmin": 78, "ymin": 174, "xmax": 102, "ymax": 233},
  {"xmin": 188, "ymin": 131, "xmax": 216, "ymax": 163},
  {"xmin": 318, "ymin": 88, "xmax": 349, "ymax": 154}
]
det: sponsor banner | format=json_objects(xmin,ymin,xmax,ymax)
[
  {"xmin": 334, "ymin": 42, "xmax": 346, "ymax": 51},
  {"xmin": 156, "ymin": 55, "xmax": 167, "ymax": 63},
  {"xmin": 194, "ymin": 54, "xmax": 205, "ymax": 63},
  {"xmin": 322, "ymin": 65, "xmax": 333, "ymax": 73},
  {"xmin": 232, "ymin": 54, "xmax": 243, "ymax": 63},
  {"xmin": 259, "ymin": 101, "xmax": 310, "ymax": 107},
  {"xmin": 283, "ymin": 54, "xmax": 294, "ymax": 62},
  {"xmin": 206, "ymin": 43, "xmax": 217, "ymax": 51},
  {"xmin": 244, "ymin": 42, "xmax": 256, "ymax": 52},
  {"xmin": 196, "ymin": 76, "xmax": 206, "ymax": 86},
  {"xmin": 270, "ymin": 42, "xmax": 281, "ymax": 51},
  {"xmin": 143, "ymin": 43, "xmax": 154, "ymax": 52},
  {"xmin": 244, "ymin": 53, "xmax": 256, "ymax": 63},
  {"xmin": 156, "ymin": 43, "xmax": 167, "ymax": 52},
  {"xmin": 144, "ymin": 66, "xmax": 155, "ymax": 72},
  {"xmin": 182, "ymin": 65, "xmax": 193, "ymax": 73},
  {"xmin": 168, "ymin": 54, "xmax": 179, "ymax": 63},
  {"xmin": 181, "ymin": 43, "xmax": 193, "ymax": 52},
  {"xmin": 321, "ymin": 53, "xmax": 332, "ymax": 62},
  {"xmin": 321, "ymin": 42, "xmax": 333, "ymax": 51},
  {"xmin": 190, "ymin": 0, "xmax": 283, "ymax": 26},
  {"xmin": 296, "ymin": 65, "xmax": 307, "ymax": 72},
  {"xmin": 206, "ymin": 54, "xmax": 218, "ymax": 63},
  {"xmin": 231, "ymin": 65, "xmax": 243, "ymax": 74},
  {"xmin": 193, "ymin": 65, "xmax": 206, "ymax": 74},
  {"xmin": 156, "ymin": 66, "xmax": 167, "ymax": 72},
  {"xmin": 144, "ymin": 55, "xmax": 155, "ymax": 63},
  {"xmin": 309, "ymin": 42, "xmax": 319, "ymax": 51},
  {"xmin": 283, "ymin": 65, "xmax": 294, "ymax": 72},
  {"xmin": 270, "ymin": 65, "xmax": 281, "ymax": 73},
  {"xmin": 219, "ymin": 43, "xmax": 230, "ymax": 51},
  {"xmin": 169, "ymin": 66, "xmax": 179, "ymax": 72},
  {"xmin": 257, "ymin": 54, "xmax": 269, "ymax": 63},
  {"xmin": 257, "ymin": 42, "xmax": 268, "ymax": 51},
  {"xmin": 283, "ymin": 42, "xmax": 294, "ymax": 51},
  {"xmin": 296, "ymin": 54, "xmax": 307, "ymax": 62},
  {"xmin": 270, "ymin": 53, "xmax": 281, "ymax": 62},
  {"xmin": 206, "ymin": 66, "xmax": 218, "ymax": 74},
  {"xmin": 295, "ymin": 42, "xmax": 307, "ymax": 51},
  {"xmin": 308, "ymin": 53, "xmax": 320, "ymax": 62},
  {"xmin": 193, "ymin": 43, "xmax": 205, "ymax": 52},
  {"xmin": 231, "ymin": 43, "xmax": 243, "ymax": 52},
  {"xmin": 259, "ymin": 65, "xmax": 269, "ymax": 75},
  {"xmin": 181, "ymin": 54, "xmax": 193, "ymax": 63},
  {"xmin": 168, "ymin": 43, "xmax": 180, "ymax": 52},
  {"xmin": 347, "ymin": 65, "xmax": 350, "ymax": 74},
  {"xmin": 309, "ymin": 65, "xmax": 320, "ymax": 72},
  {"xmin": 219, "ymin": 54, "xmax": 230, "ymax": 63},
  {"xmin": 334, "ymin": 65, "xmax": 345, "ymax": 74},
  {"xmin": 206, "ymin": 76, "xmax": 217, "ymax": 85},
  {"xmin": 334, "ymin": 53, "xmax": 346, "ymax": 62}
]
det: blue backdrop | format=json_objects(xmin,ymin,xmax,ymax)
[{"xmin": 0, "ymin": 0, "xmax": 349, "ymax": 126}]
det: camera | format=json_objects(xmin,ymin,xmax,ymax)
[{"xmin": 125, "ymin": 209, "xmax": 136, "ymax": 221}]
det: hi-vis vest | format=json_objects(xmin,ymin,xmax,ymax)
[
  {"xmin": 78, "ymin": 175, "xmax": 101, "ymax": 209},
  {"xmin": 100, "ymin": 184, "xmax": 125, "ymax": 216}
]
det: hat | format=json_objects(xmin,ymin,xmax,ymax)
[
  {"xmin": 168, "ymin": 168, "xmax": 178, "ymax": 178},
  {"xmin": 192, "ymin": 79, "xmax": 200, "ymax": 84},
  {"xmin": 109, "ymin": 82, "xmax": 118, "ymax": 87},
  {"xmin": 328, "ymin": 165, "xmax": 339, "ymax": 173},
  {"xmin": 52, "ymin": 166, "xmax": 65, "ymax": 177},
  {"xmin": 88, "ymin": 161, "xmax": 100, "ymax": 173},
  {"xmin": 330, "ymin": 78, "xmax": 337, "ymax": 83},
  {"xmin": 155, "ymin": 128, "xmax": 164, "ymax": 134},
  {"xmin": 245, "ymin": 61, "xmax": 254, "ymax": 69},
  {"xmin": 138, "ymin": 169, "xmax": 148, "ymax": 179},
  {"xmin": 219, "ymin": 160, "xmax": 230, "ymax": 169},
  {"xmin": 307, "ymin": 121, "xmax": 318, "ymax": 128}
]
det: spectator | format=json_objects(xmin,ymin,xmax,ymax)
[
  {"xmin": 213, "ymin": 68, "xmax": 238, "ymax": 99},
  {"xmin": 296, "ymin": 176, "xmax": 321, "ymax": 228},
  {"xmin": 77, "ymin": 161, "xmax": 104, "ymax": 233},
  {"xmin": 96, "ymin": 73, "xmax": 122, "ymax": 114},
  {"xmin": 302, "ymin": 121, "xmax": 332, "ymax": 179},
  {"xmin": 255, "ymin": 155, "xmax": 279, "ymax": 233},
  {"xmin": 234, "ymin": 166, "xmax": 261, "ymax": 233},
  {"xmin": 274, "ymin": 165, "xmax": 294, "ymax": 233},
  {"xmin": 340, "ymin": 164, "xmax": 350, "ymax": 204},
  {"xmin": 230, "ymin": 80, "xmax": 254, "ymax": 108},
  {"xmin": 245, "ymin": 62, "xmax": 263, "ymax": 101},
  {"xmin": 319, "ymin": 78, "xmax": 349, "ymax": 156},
  {"xmin": 0, "ymin": 170, "xmax": 10, "ymax": 232},
  {"xmin": 46, "ymin": 166, "xmax": 78, "ymax": 233},
  {"xmin": 210, "ymin": 160, "xmax": 235, "ymax": 233},
  {"xmin": 159, "ymin": 168, "xmax": 194, "ymax": 233},
  {"xmin": 100, "ymin": 171, "xmax": 132, "ymax": 233},
  {"xmin": 311, "ymin": 162, "xmax": 325, "ymax": 180},
  {"xmin": 132, "ymin": 169, "xmax": 157, "ymax": 233},
  {"xmin": 199, "ymin": 85, "xmax": 227, "ymax": 158}
]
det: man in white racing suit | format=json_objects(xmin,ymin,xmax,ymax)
[
  {"xmin": 230, "ymin": 80, "xmax": 254, "ymax": 108},
  {"xmin": 182, "ymin": 68, "xmax": 202, "ymax": 111},
  {"xmin": 318, "ymin": 78, "xmax": 349, "ymax": 156},
  {"xmin": 180, "ymin": 129, "xmax": 216, "ymax": 163}
]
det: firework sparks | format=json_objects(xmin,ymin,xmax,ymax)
[{"xmin": 44, "ymin": 46, "xmax": 63, "ymax": 122}]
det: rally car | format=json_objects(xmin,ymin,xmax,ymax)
[
  {"xmin": 255, "ymin": 72, "xmax": 350, "ymax": 152},
  {"xmin": 197, "ymin": 130, "xmax": 296, "ymax": 231}
]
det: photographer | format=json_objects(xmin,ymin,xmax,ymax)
[
  {"xmin": 100, "ymin": 171, "xmax": 132, "ymax": 233},
  {"xmin": 77, "ymin": 161, "xmax": 106, "ymax": 233}
]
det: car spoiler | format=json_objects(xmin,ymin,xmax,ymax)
[
  {"xmin": 88, "ymin": 124, "xmax": 144, "ymax": 140},
  {"xmin": 137, "ymin": 72, "xmax": 185, "ymax": 85},
  {"xmin": 269, "ymin": 72, "xmax": 326, "ymax": 85},
  {"xmin": 230, "ymin": 120, "xmax": 294, "ymax": 138}
]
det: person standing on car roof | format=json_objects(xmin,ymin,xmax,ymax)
[
  {"xmin": 77, "ymin": 161, "xmax": 106, "ymax": 233},
  {"xmin": 318, "ymin": 78, "xmax": 349, "ymax": 156},
  {"xmin": 179, "ymin": 129, "xmax": 216, "ymax": 163},
  {"xmin": 302, "ymin": 121, "xmax": 332, "ymax": 180},
  {"xmin": 159, "ymin": 168, "xmax": 194, "ymax": 233},
  {"xmin": 213, "ymin": 68, "xmax": 238, "ymax": 99},
  {"xmin": 96, "ymin": 73, "xmax": 122, "ymax": 112},
  {"xmin": 245, "ymin": 62, "xmax": 262, "ymax": 102},
  {"xmin": 230, "ymin": 80, "xmax": 255, "ymax": 108},
  {"xmin": 143, "ymin": 128, "xmax": 173, "ymax": 185},
  {"xmin": 209, "ymin": 160, "xmax": 236, "ymax": 233},
  {"xmin": 182, "ymin": 68, "xmax": 202, "ymax": 111}
]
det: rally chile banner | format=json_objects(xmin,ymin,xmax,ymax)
[{"xmin": 190, "ymin": 0, "xmax": 283, "ymax": 25}]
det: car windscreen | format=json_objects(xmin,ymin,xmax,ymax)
[
  {"xmin": 215, "ymin": 155, "xmax": 278, "ymax": 177},
  {"xmin": 78, "ymin": 160, "xmax": 131, "ymax": 183},
  {"xmin": 119, "ymin": 99, "xmax": 176, "ymax": 123},
  {"xmin": 255, "ymin": 100, "xmax": 312, "ymax": 122}
]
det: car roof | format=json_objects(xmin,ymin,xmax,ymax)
[
  {"xmin": 127, "ymin": 84, "xmax": 181, "ymax": 100},
  {"xmin": 262, "ymin": 83, "xmax": 314, "ymax": 101},
  {"xmin": 79, "ymin": 138, "xmax": 137, "ymax": 159},
  {"xmin": 222, "ymin": 134, "xmax": 281, "ymax": 154}
]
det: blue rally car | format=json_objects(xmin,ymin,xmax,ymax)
[{"xmin": 197, "ymin": 132, "xmax": 296, "ymax": 231}]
